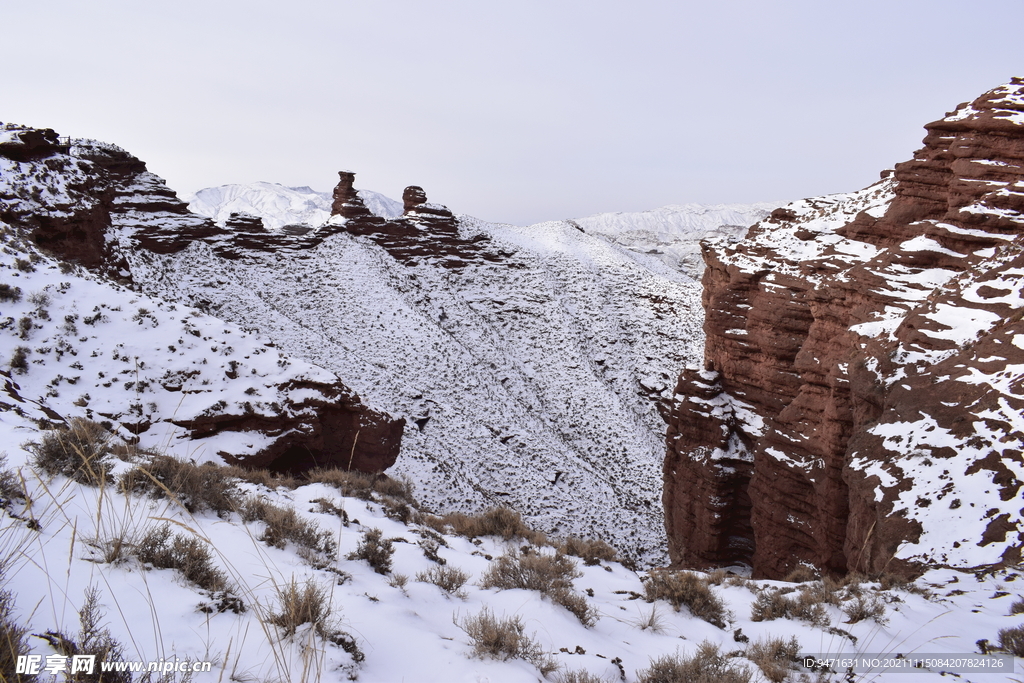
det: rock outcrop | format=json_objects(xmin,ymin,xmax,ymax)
[
  {"xmin": 0, "ymin": 123, "xmax": 403, "ymax": 474},
  {"xmin": 665, "ymin": 79, "xmax": 1024, "ymax": 578}
]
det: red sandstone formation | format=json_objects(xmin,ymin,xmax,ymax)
[{"xmin": 665, "ymin": 79, "xmax": 1024, "ymax": 579}]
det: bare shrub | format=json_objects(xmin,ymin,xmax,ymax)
[
  {"xmin": 999, "ymin": 624, "xmax": 1024, "ymax": 656},
  {"xmin": 240, "ymin": 497, "xmax": 337, "ymax": 562},
  {"xmin": 1008, "ymin": 598, "xmax": 1024, "ymax": 615},
  {"xmin": 746, "ymin": 635, "xmax": 800, "ymax": 683},
  {"xmin": 26, "ymin": 418, "xmax": 113, "ymax": 485},
  {"xmin": 637, "ymin": 641, "xmax": 751, "ymax": 683},
  {"xmin": 387, "ymin": 573, "xmax": 408, "ymax": 591},
  {"xmin": 751, "ymin": 586, "xmax": 829, "ymax": 627},
  {"xmin": 457, "ymin": 607, "xmax": 557, "ymax": 676},
  {"xmin": 135, "ymin": 523, "xmax": 229, "ymax": 593},
  {"xmin": 121, "ymin": 454, "xmax": 237, "ymax": 515},
  {"xmin": 35, "ymin": 586, "xmax": 131, "ymax": 683},
  {"xmin": 269, "ymin": 578, "xmax": 331, "ymax": 637},
  {"xmin": 481, "ymin": 550, "xmax": 596, "ymax": 626},
  {"xmin": 8, "ymin": 346, "xmax": 29, "ymax": 374},
  {"xmin": 0, "ymin": 588, "xmax": 32, "ymax": 683},
  {"xmin": 644, "ymin": 571, "xmax": 726, "ymax": 629},
  {"xmin": 0, "ymin": 284, "xmax": 21, "ymax": 302},
  {"xmin": 416, "ymin": 565, "xmax": 469, "ymax": 598},
  {"xmin": 560, "ymin": 536, "xmax": 617, "ymax": 566},
  {"xmin": 347, "ymin": 527, "xmax": 394, "ymax": 574},
  {"xmin": 784, "ymin": 565, "xmax": 818, "ymax": 583},
  {"xmin": 440, "ymin": 507, "xmax": 546, "ymax": 544},
  {"xmin": 842, "ymin": 595, "xmax": 887, "ymax": 625}
]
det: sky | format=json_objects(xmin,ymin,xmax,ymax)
[{"xmin": 3, "ymin": 0, "xmax": 1023, "ymax": 225}]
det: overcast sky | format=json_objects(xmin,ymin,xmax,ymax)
[{"xmin": 4, "ymin": 0, "xmax": 1023, "ymax": 225}]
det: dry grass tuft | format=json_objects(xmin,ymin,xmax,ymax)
[
  {"xmin": 135, "ymin": 523, "xmax": 230, "ymax": 593},
  {"xmin": 560, "ymin": 536, "xmax": 617, "ymax": 566},
  {"xmin": 1010, "ymin": 598, "xmax": 1024, "ymax": 616},
  {"xmin": 842, "ymin": 595, "xmax": 887, "ymax": 625},
  {"xmin": 26, "ymin": 418, "xmax": 114, "ymax": 486},
  {"xmin": 268, "ymin": 578, "xmax": 332, "ymax": 638},
  {"xmin": 783, "ymin": 565, "xmax": 818, "ymax": 583},
  {"xmin": 426, "ymin": 507, "xmax": 546, "ymax": 545},
  {"xmin": 240, "ymin": 496, "xmax": 337, "ymax": 562},
  {"xmin": 554, "ymin": 670, "xmax": 610, "ymax": 683},
  {"xmin": 416, "ymin": 565, "xmax": 469, "ymax": 599},
  {"xmin": 637, "ymin": 641, "xmax": 751, "ymax": 683},
  {"xmin": 0, "ymin": 588, "xmax": 32, "ymax": 683},
  {"xmin": 120, "ymin": 454, "xmax": 238, "ymax": 515},
  {"xmin": 481, "ymin": 550, "xmax": 596, "ymax": 626},
  {"xmin": 746, "ymin": 635, "xmax": 800, "ymax": 683},
  {"xmin": 644, "ymin": 571, "xmax": 727, "ymax": 629},
  {"xmin": 457, "ymin": 607, "xmax": 558, "ymax": 676},
  {"xmin": 35, "ymin": 586, "xmax": 132, "ymax": 683}
]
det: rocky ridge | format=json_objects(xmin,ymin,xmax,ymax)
[{"xmin": 664, "ymin": 79, "xmax": 1024, "ymax": 578}]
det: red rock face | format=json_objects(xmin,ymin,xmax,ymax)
[{"xmin": 665, "ymin": 79, "xmax": 1024, "ymax": 578}]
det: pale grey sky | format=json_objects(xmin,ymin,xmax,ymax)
[{"xmin": 4, "ymin": 0, "xmax": 1022, "ymax": 225}]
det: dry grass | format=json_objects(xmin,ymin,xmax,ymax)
[
  {"xmin": 842, "ymin": 595, "xmax": 887, "ymax": 625},
  {"xmin": 416, "ymin": 565, "xmax": 469, "ymax": 599},
  {"xmin": 307, "ymin": 469, "xmax": 416, "ymax": 505},
  {"xmin": 637, "ymin": 641, "xmax": 751, "ymax": 683},
  {"xmin": 746, "ymin": 635, "xmax": 800, "ymax": 683},
  {"xmin": 35, "ymin": 586, "xmax": 132, "ymax": 683},
  {"xmin": 554, "ymin": 670, "xmax": 610, "ymax": 683},
  {"xmin": 424, "ymin": 507, "xmax": 546, "ymax": 545},
  {"xmin": 240, "ymin": 496, "xmax": 337, "ymax": 563},
  {"xmin": 632, "ymin": 605, "xmax": 667, "ymax": 633},
  {"xmin": 750, "ymin": 586, "xmax": 830, "ymax": 628},
  {"xmin": 0, "ymin": 588, "xmax": 32, "ymax": 683},
  {"xmin": 347, "ymin": 528, "xmax": 394, "ymax": 575},
  {"xmin": 120, "ymin": 454, "xmax": 238, "ymax": 515},
  {"xmin": 643, "ymin": 571, "xmax": 727, "ymax": 629},
  {"xmin": 481, "ymin": 550, "xmax": 596, "ymax": 626},
  {"xmin": 26, "ymin": 418, "xmax": 114, "ymax": 486},
  {"xmin": 999, "ymin": 624, "xmax": 1024, "ymax": 656},
  {"xmin": 1008, "ymin": 597, "xmax": 1024, "ymax": 615},
  {"xmin": 268, "ymin": 578, "xmax": 332, "ymax": 638},
  {"xmin": 783, "ymin": 565, "xmax": 818, "ymax": 583},
  {"xmin": 456, "ymin": 607, "xmax": 558, "ymax": 676},
  {"xmin": 560, "ymin": 536, "xmax": 617, "ymax": 566}
]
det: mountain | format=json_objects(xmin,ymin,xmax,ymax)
[{"xmin": 664, "ymin": 78, "xmax": 1024, "ymax": 579}]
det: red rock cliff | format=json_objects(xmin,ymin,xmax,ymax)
[{"xmin": 665, "ymin": 79, "xmax": 1024, "ymax": 578}]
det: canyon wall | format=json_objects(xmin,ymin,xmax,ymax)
[{"xmin": 665, "ymin": 79, "xmax": 1024, "ymax": 578}]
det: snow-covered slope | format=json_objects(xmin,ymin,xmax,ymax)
[
  {"xmin": 187, "ymin": 182, "xmax": 402, "ymax": 230},
  {"xmin": 574, "ymin": 202, "xmax": 779, "ymax": 277}
]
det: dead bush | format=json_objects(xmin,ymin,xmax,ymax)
[
  {"xmin": 8, "ymin": 346, "xmax": 29, "ymax": 374},
  {"xmin": 784, "ymin": 565, "xmax": 818, "ymax": 583},
  {"xmin": 842, "ymin": 595, "xmax": 887, "ymax": 624},
  {"xmin": 347, "ymin": 527, "xmax": 394, "ymax": 574},
  {"xmin": 0, "ymin": 588, "xmax": 32, "ymax": 683},
  {"xmin": 240, "ymin": 497, "xmax": 337, "ymax": 562},
  {"xmin": 1008, "ymin": 597, "xmax": 1024, "ymax": 615},
  {"xmin": 0, "ymin": 283, "xmax": 21, "ymax": 302},
  {"xmin": 560, "ymin": 536, "xmax": 617, "ymax": 566},
  {"xmin": 457, "ymin": 607, "xmax": 557, "ymax": 676},
  {"xmin": 481, "ymin": 550, "xmax": 596, "ymax": 626},
  {"xmin": 26, "ymin": 418, "xmax": 113, "ymax": 486},
  {"xmin": 637, "ymin": 641, "xmax": 751, "ymax": 683},
  {"xmin": 999, "ymin": 624, "xmax": 1024, "ymax": 656},
  {"xmin": 35, "ymin": 586, "xmax": 131, "ymax": 683},
  {"xmin": 135, "ymin": 523, "xmax": 229, "ymax": 593},
  {"xmin": 307, "ymin": 469, "xmax": 417, "ymax": 507},
  {"xmin": 751, "ymin": 587, "xmax": 829, "ymax": 627},
  {"xmin": 746, "ymin": 635, "xmax": 800, "ymax": 683},
  {"xmin": 121, "ymin": 454, "xmax": 237, "ymax": 515},
  {"xmin": 644, "ymin": 571, "xmax": 726, "ymax": 629},
  {"xmin": 269, "ymin": 578, "xmax": 331, "ymax": 638},
  {"xmin": 440, "ymin": 507, "xmax": 546, "ymax": 544},
  {"xmin": 416, "ymin": 565, "xmax": 469, "ymax": 598},
  {"xmin": 555, "ymin": 670, "xmax": 608, "ymax": 683}
]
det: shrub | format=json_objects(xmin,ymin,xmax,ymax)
[
  {"xmin": 783, "ymin": 565, "xmax": 818, "ymax": 583},
  {"xmin": 1009, "ymin": 598, "xmax": 1024, "ymax": 615},
  {"xmin": 644, "ymin": 571, "xmax": 726, "ymax": 629},
  {"xmin": 347, "ymin": 527, "xmax": 394, "ymax": 574},
  {"xmin": 999, "ymin": 624, "xmax": 1024, "ymax": 656},
  {"xmin": 35, "ymin": 586, "xmax": 131, "ymax": 683},
  {"xmin": 416, "ymin": 565, "xmax": 469, "ymax": 598},
  {"xmin": 481, "ymin": 550, "xmax": 596, "ymax": 626},
  {"xmin": 307, "ymin": 469, "xmax": 417, "ymax": 507},
  {"xmin": 9, "ymin": 346, "xmax": 29, "ymax": 373},
  {"xmin": 637, "ymin": 642, "xmax": 751, "ymax": 683},
  {"xmin": 135, "ymin": 523, "xmax": 229, "ymax": 593},
  {"xmin": 438, "ymin": 507, "xmax": 545, "ymax": 544},
  {"xmin": 842, "ymin": 595, "xmax": 887, "ymax": 625},
  {"xmin": 750, "ymin": 586, "xmax": 829, "ymax": 627},
  {"xmin": 457, "ymin": 607, "xmax": 557, "ymax": 676},
  {"xmin": 240, "ymin": 497, "xmax": 337, "ymax": 562},
  {"xmin": 560, "ymin": 536, "xmax": 617, "ymax": 566},
  {"xmin": 268, "ymin": 578, "xmax": 332, "ymax": 638},
  {"xmin": 746, "ymin": 636, "xmax": 800, "ymax": 683},
  {"xmin": 555, "ymin": 671, "xmax": 608, "ymax": 683},
  {"xmin": 0, "ymin": 588, "xmax": 32, "ymax": 683},
  {"xmin": 16, "ymin": 317, "xmax": 31, "ymax": 339},
  {"xmin": 26, "ymin": 418, "xmax": 113, "ymax": 485},
  {"xmin": 121, "ymin": 454, "xmax": 237, "ymax": 515},
  {"xmin": 0, "ymin": 284, "xmax": 21, "ymax": 302}
]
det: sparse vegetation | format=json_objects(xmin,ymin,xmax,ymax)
[
  {"xmin": 347, "ymin": 527, "xmax": 394, "ymax": 574},
  {"xmin": 636, "ymin": 642, "xmax": 751, "ymax": 683},
  {"xmin": 457, "ymin": 607, "xmax": 558, "ymax": 676},
  {"xmin": 644, "ymin": 570, "xmax": 727, "ymax": 629},
  {"xmin": 481, "ymin": 549, "xmax": 597, "ymax": 626},
  {"xmin": 135, "ymin": 523, "xmax": 230, "ymax": 593},
  {"xmin": 26, "ymin": 417, "xmax": 113, "ymax": 486},
  {"xmin": 998, "ymin": 624, "xmax": 1024, "ymax": 656},
  {"xmin": 560, "ymin": 536, "xmax": 617, "ymax": 566},
  {"xmin": 121, "ymin": 454, "xmax": 238, "ymax": 515},
  {"xmin": 240, "ymin": 496, "xmax": 337, "ymax": 562},
  {"xmin": 416, "ymin": 565, "xmax": 469, "ymax": 598},
  {"xmin": 746, "ymin": 635, "xmax": 800, "ymax": 683}
]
